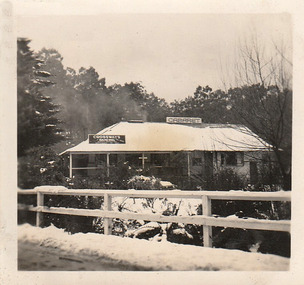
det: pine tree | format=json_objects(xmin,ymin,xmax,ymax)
[{"xmin": 17, "ymin": 38, "xmax": 64, "ymax": 157}]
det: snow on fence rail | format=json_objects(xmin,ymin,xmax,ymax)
[{"xmin": 18, "ymin": 188, "xmax": 291, "ymax": 247}]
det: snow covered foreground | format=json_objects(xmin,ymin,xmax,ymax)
[{"xmin": 18, "ymin": 224, "xmax": 289, "ymax": 271}]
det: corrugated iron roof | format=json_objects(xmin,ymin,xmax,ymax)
[{"xmin": 61, "ymin": 122, "xmax": 271, "ymax": 154}]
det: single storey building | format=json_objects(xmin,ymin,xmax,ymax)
[{"xmin": 61, "ymin": 117, "xmax": 273, "ymax": 186}]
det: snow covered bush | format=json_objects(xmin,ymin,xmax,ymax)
[
  {"xmin": 43, "ymin": 194, "xmax": 102, "ymax": 234},
  {"xmin": 212, "ymin": 227, "xmax": 290, "ymax": 257},
  {"xmin": 195, "ymin": 198, "xmax": 291, "ymax": 258},
  {"xmin": 107, "ymin": 196, "xmax": 290, "ymax": 257},
  {"xmin": 127, "ymin": 175, "xmax": 162, "ymax": 190},
  {"xmin": 93, "ymin": 196, "xmax": 204, "ymax": 246},
  {"xmin": 209, "ymin": 168, "xmax": 246, "ymax": 190},
  {"xmin": 18, "ymin": 146, "xmax": 68, "ymax": 189}
]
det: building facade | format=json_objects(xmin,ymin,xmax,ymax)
[{"xmin": 61, "ymin": 118, "xmax": 273, "ymax": 186}]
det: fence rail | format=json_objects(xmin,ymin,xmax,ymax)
[{"xmin": 18, "ymin": 188, "xmax": 291, "ymax": 247}]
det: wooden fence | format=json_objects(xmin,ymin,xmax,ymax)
[{"xmin": 18, "ymin": 188, "xmax": 291, "ymax": 247}]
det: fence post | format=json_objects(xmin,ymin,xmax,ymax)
[
  {"xmin": 36, "ymin": 191, "xmax": 44, "ymax": 227},
  {"xmin": 104, "ymin": 193, "xmax": 112, "ymax": 235},
  {"xmin": 202, "ymin": 195, "xmax": 212, "ymax": 247}
]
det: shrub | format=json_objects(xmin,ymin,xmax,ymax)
[
  {"xmin": 127, "ymin": 175, "xmax": 162, "ymax": 190},
  {"xmin": 18, "ymin": 146, "xmax": 68, "ymax": 189}
]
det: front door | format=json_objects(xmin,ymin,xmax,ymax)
[
  {"xmin": 204, "ymin": 152, "xmax": 214, "ymax": 181},
  {"xmin": 250, "ymin": 161, "xmax": 258, "ymax": 184}
]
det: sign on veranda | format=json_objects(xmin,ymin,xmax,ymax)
[{"xmin": 89, "ymin": 135, "xmax": 126, "ymax": 144}]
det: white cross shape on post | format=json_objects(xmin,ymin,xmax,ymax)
[{"xmin": 139, "ymin": 153, "xmax": 148, "ymax": 169}]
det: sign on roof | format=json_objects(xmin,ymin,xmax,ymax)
[
  {"xmin": 166, "ymin": 117, "xmax": 202, "ymax": 124},
  {"xmin": 89, "ymin": 135, "xmax": 126, "ymax": 144}
]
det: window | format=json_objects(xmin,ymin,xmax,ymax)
[
  {"xmin": 72, "ymin": 154, "xmax": 89, "ymax": 168},
  {"xmin": 96, "ymin": 154, "xmax": 107, "ymax": 167},
  {"xmin": 220, "ymin": 152, "xmax": 243, "ymax": 166},
  {"xmin": 226, "ymin": 152, "xmax": 237, "ymax": 165},
  {"xmin": 220, "ymin": 153, "xmax": 225, "ymax": 166},
  {"xmin": 151, "ymin": 153, "xmax": 170, "ymax": 167},
  {"xmin": 95, "ymin": 154, "xmax": 118, "ymax": 167},
  {"xmin": 110, "ymin": 154, "xmax": 118, "ymax": 166},
  {"xmin": 192, "ymin": 157, "xmax": 202, "ymax": 166},
  {"xmin": 238, "ymin": 152, "xmax": 244, "ymax": 165},
  {"xmin": 125, "ymin": 154, "xmax": 141, "ymax": 167},
  {"xmin": 73, "ymin": 169, "xmax": 89, "ymax": 177}
]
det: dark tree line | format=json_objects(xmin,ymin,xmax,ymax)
[
  {"xmin": 17, "ymin": 39, "xmax": 65, "ymax": 157},
  {"xmin": 17, "ymin": 38, "xmax": 292, "ymax": 189}
]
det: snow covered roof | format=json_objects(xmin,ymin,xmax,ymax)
[{"xmin": 61, "ymin": 121, "xmax": 271, "ymax": 154}]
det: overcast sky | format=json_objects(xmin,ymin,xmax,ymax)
[{"xmin": 17, "ymin": 13, "xmax": 291, "ymax": 102}]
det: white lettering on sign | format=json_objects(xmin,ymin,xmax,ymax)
[
  {"xmin": 166, "ymin": 117, "xmax": 202, "ymax": 124},
  {"xmin": 89, "ymin": 134, "xmax": 126, "ymax": 144}
]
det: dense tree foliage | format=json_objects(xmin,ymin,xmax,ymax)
[
  {"xmin": 170, "ymin": 85, "xmax": 234, "ymax": 123},
  {"xmin": 228, "ymin": 84, "xmax": 292, "ymax": 188},
  {"xmin": 17, "ymin": 39, "xmax": 64, "ymax": 157}
]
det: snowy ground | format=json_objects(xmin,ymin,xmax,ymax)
[
  {"xmin": 18, "ymin": 224, "xmax": 289, "ymax": 271},
  {"xmin": 18, "ymin": 241, "xmax": 147, "ymax": 271}
]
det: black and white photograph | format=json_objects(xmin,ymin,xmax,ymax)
[{"xmin": 1, "ymin": 0, "xmax": 304, "ymax": 284}]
